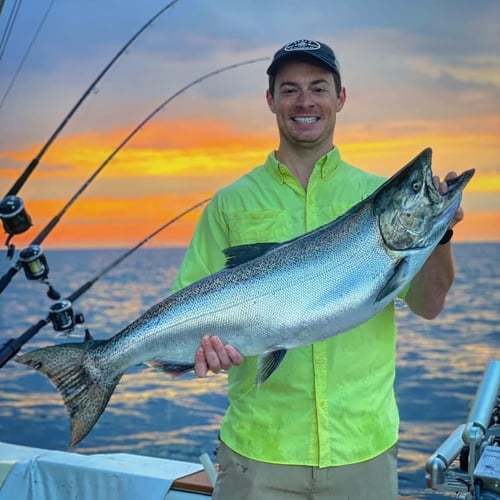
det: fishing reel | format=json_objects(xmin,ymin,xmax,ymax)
[
  {"xmin": 0, "ymin": 195, "xmax": 32, "ymax": 258},
  {"xmin": 426, "ymin": 360, "xmax": 500, "ymax": 499},
  {"xmin": 17, "ymin": 244, "xmax": 62, "ymax": 300},
  {"xmin": 17, "ymin": 244, "xmax": 85, "ymax": 332},
  {"xmin": 48, "ymin": 299, "xmax": 85, "ymax": 334}
]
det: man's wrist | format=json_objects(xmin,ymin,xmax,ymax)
[{"xmin": 439, "ymin": 229, "xmax": 453, "ymax": 245}]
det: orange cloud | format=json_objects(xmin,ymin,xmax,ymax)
[
  {"xmin": 339, "ymin": 115, "xmax": 500, "ymax": 179},
  {"xmin": 2, "ymin": 115, "xmax": 498, "ymax": 248},
  {"xmin": 9, "ymin": 193, "xmax": 210, "ymax": 249},
  {"xmin": 457, "ymin": 211, "xmax": 500, "ymax": 242}
]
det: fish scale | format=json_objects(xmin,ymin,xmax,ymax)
[{"xmin": 16, "ymin": 147, "xmax": 475, "ymax": 446}]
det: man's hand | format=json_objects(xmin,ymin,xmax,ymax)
[
  {"xmin": 433, "ymin": 171, "xmax": 464, "ymax": 229},
  {"xmin": 195, "ymin": 335, "xmax": 243, "ymax": 377}
]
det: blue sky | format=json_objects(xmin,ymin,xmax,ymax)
[{"xmin": 1, "ymin": 0, "xmax": 498, "ymax": 147}]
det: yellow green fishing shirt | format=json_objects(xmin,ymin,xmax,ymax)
[{"xmin": 170, "ymin": 148, "xmax": 400, "ymax": 467}]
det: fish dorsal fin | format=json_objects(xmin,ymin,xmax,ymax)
[
  {"xmin": 84, "ymin": 329, "xmax": 94, "ymax": 341},
  {"xmin": 375, "ymin": 257, "xmax": 410, "ymax": 303},
  {"xmin": 223, "ymin": 242, "xmax": 280, "ymax": 269},
  {"xmin": 256, "ymin": 348, "xmax": 288, "ymax": 386}
]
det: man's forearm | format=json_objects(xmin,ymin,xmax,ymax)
[{"xmin": 405, "ymin": 242, "xmax": 455, "ymax": 319}]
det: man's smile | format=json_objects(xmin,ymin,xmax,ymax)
[{"xmin": 292, "ymin": 116, "xmax": 319, "ymax": 124}]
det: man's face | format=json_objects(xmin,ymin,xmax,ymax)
[{"xmin": 266, "ymin": 61, "xmax": 345, "ymax": 151}]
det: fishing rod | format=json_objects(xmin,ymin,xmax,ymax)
[
  {"xmin": 0, "ymin": 56, "xmax": 268, "ymax": 297},
  {"xmin": 0, "ymin": 0, "xmax": 181, "ymax": 247},
  {"xmin": 0, "ymin": 0, "xmax": 56, "ymax": 108},
  {"xmin": 0, "ymin": 197, "xmax": 210, "ymax": 368},
  {"xmin": 0, "ymin": 0, "xmax": 22, "ymax": 61}
]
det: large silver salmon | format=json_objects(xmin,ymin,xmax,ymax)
[{"xmin": 17, "ymin": 148, "xmax": 474, "ymax": 446}]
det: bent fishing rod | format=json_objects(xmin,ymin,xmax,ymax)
[
  {"xmin": 0, "ymin": 0, "xmax": 181, "ymax": 247},
  {"xmin": 0, "ymin": 56, "xmax": 268, "ymax": 296},
  {"xmin": 0, "ymin": 197, "xmax": 209, "ymax": 368}
]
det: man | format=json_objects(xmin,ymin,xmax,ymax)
[{"xmin": 170, "ymin": 39, "xmax": 463, "ymax": 499}]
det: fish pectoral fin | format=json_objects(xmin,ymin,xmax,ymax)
[
  {"xmin": 375, "ymin": 257, "xmax": 410, "ymax": 303},
  {"xmin": 223, "ymin": 242, "xmax": 280, "ymax": 269},
  {"xmin": 146, "ymin": 359, "xmax": 195, "ymax": 376},
  {"xmin": 256, "ymin": 348, "xmax": 288, "ymax": 386}
]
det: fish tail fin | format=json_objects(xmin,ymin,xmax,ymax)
[{"xmin": 16, "ymin": 339, "xmax": 121, "ymax": 446}]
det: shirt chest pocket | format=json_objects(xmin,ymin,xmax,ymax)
[{"xmin": 225, "ymin": 209, "xmax": 291, "ymax": 246}]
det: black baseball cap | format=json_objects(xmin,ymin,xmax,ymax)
[{"xmin": 267, "ymin": 39, "xmax": 341, "ymax": 81}]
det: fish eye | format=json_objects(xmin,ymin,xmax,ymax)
[{"xmin": 412, "ymin": 181, "xmax": 422, "ymax": 192}]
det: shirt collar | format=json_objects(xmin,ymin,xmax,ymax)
[{"xmin": 266, "ymin": 147, "xmax": 342, "ymax": 184}]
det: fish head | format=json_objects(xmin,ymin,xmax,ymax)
[{"xmin": 374, "ymin": 148, "xmax": 475, "ymax": 251}]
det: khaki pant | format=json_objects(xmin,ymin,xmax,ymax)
[{"xmin": 212, "ymin": 441, "xmax": 398, "ymax": 500}]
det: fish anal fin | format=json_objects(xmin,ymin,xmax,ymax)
[
  {"xmin": 145, "ymin": 359, "xmax": 195, "ymax": 376},
  {"xmin": 375, "ymin": 257, "xmax": 410, "ymax": 303},
  {"xmin": 223, "ymin": 243, "xmax": 280, "ymax": 269},
  {"xmin": 256, "ymin": 348, "xmax": 288, "ymax": 386}
]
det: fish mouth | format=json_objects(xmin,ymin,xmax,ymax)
[
  {"xmin": 443, "ymin": 169, "xmax": 475, "ymax": 197},
  {"xmin": 423, "ymin": 165, "xmax": 476, "ymax": 245},
  {"xmin": 426, "ymin": 165, "xmax": 475, "ymax": 206}
]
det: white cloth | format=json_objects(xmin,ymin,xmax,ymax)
[{"xmin": 0, "ymin": 442, "xmax": 203, "ymax": 500}]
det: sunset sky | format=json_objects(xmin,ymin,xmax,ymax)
[{"xmin": 0, "ymin": 0, "xmax": 499, "ymax": 248}]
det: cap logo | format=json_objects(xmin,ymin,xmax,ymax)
[{"xmin": 284, "ymin": 40, "xmax": 321, "ymax": 52}]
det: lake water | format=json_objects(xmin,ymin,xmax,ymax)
[{"xmin": 0, "ymin": 243, "xmax": 498, "ymax": 498}]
